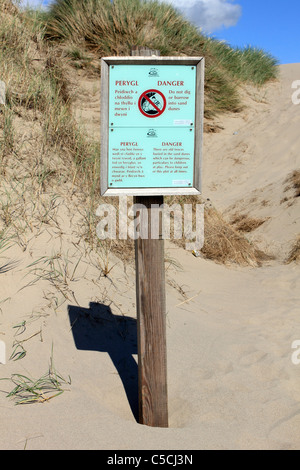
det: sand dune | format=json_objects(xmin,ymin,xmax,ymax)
[
  {"xmin": 203, "ymin": 64, "xmax": 300, "ymax": 259},
  {"xmin": 0, "ymin": 64, "xmax": 299, "ymax": 450}
]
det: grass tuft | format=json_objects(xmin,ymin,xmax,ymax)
[
  {"xmin": 230, "ymin": 214, "xmax": 268, "ymax": 233},
  {"xmin": 286, "ymin": 235, "xmax": 300, "ymax": 264},
  {"xmin": 3, "ymin": 348, "xmax": 71, "ymax": 405},
  {"xmin": 201, "ymin": 206, "xmax": 271, "ymax": 266}
]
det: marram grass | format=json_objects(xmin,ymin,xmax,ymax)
[
  {"xmin": 0, "ymin": 0, "xmax": 278, "ymax": 268},
  {"xmin": 2, "ymin": 350, "xmax": 71, "ymax": 405},
  {"xmin": 45, "ymin": 0, "xmax": 278, "ymax": 117}
]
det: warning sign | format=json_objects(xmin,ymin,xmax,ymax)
[
  {"xmin": 101, "ymin": 57, "xmax": 204, "ymax": 195},
  {"xmin": 108, "ymin": 65, "xmax": 197, "ymax": 127},
  {"xmin": 138, "ymin": 89, "xmax": 166, "ymax": 118}
]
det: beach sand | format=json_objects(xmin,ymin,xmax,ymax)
[{"xmin": 0, "ymin": 63, "xmax": 299, "ymax": 450}]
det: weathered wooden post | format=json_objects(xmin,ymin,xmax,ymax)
[
  {"xmin": 133, "ymin": 193, "xmax": 168, "ymax": 426},
  {"xmin": 100, "ymin": 51, "xmax": 204, "ymax": 427},
  {"xmin": 130, "ymin": 46, "xmax": 168, "ymax": 427}
]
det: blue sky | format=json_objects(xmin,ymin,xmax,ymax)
[
  {"xmin": 19, "ymin": 0, "xmax": 299, "ymax": 64},
  {"xmin": 211, "ymin": 0, "xmax": 300, "ymax": 65}
]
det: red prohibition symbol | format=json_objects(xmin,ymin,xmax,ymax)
[{"xmin": 138, "ymin": 89, "xmax": 166, "ymax": 118}]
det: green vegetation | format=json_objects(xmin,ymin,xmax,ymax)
[
  {"xmin": 45, "ymin": 0, "xmax": 278, "ymax": 117},
  {"xmin": 0, "ymin": 0, "xmax": 278, "ymax": 181},
  {"xmin": 3, "ymin": 349, "xmax": 71, "ymax": 404},
  {"xmin": 0, "ymin": 0, "xmax": 278, "ymax": 268}
]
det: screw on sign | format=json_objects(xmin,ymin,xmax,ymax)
[{"xmin": 138, "ymin": 89, "xmax": 166, "ymax": 118}]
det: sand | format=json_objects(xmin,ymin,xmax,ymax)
[{"xmin": 0, "ymin": 64, "xmax": 299, "ymax": 450}]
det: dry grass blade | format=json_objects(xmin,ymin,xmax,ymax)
[
  {"xmin": 285, "ymin": 170, "xmax": 300, "ymax": 198},
  {"xmin": 9, "ymin": 344, "xmax": 26, "ymax": 361},
  {"xmin": 202, "ymin": 207, "xmax": 271, "ymax": 266},
  {"xmin": 0, "ymin": 230, "xmax": 17, "ymax": 273},
  {"xmin": 0, "ymin": 259, "xmax": 19, "ymax": 274},
  {"xmin": 7, "ymin": 373, "xmax": 61, "ymax": 404},
  {"xmin": 230, "ymin": 213, "xmax": 268, "ymax": 233},
  {"xmin": 286, "ymin": 235, "xmax": 300, "ymax": 264}
]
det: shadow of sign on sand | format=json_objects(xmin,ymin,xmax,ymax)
[{"xmin": 68, "ymin": 302, "xmax": 138, "ymax": 421}]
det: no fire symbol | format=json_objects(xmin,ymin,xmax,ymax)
[{"xmin": 138, "ymin": 89, "xmax": 166, "ymax": 118}]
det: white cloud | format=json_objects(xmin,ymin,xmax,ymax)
[
  {"xmin": 167, "ymin": 0, "xmax": 242, "ymax": 32},
  {"xmin": 17, "ymin": 0, "xmax": 47, "ymax": 9},
  {"xmin": 17, "ymin": 0, "xmax": 241, "ymax": 32}
]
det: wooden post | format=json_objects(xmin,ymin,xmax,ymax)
[
  {"xmin": 134, "ymin": 196, "xmax": 168, "ymax": 427},
  {"xmin": 131, "ymin": 47, "xmax": 168, "ymax": 427}
]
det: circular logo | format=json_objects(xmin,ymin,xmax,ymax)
[{"xmin": 138, "ymin": 89, "xmax": 166, "ymax": 118}]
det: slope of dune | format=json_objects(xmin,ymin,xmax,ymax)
[{"xmin": 202, "ymin": 63, "xmax": 300, "ymax": 260}]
